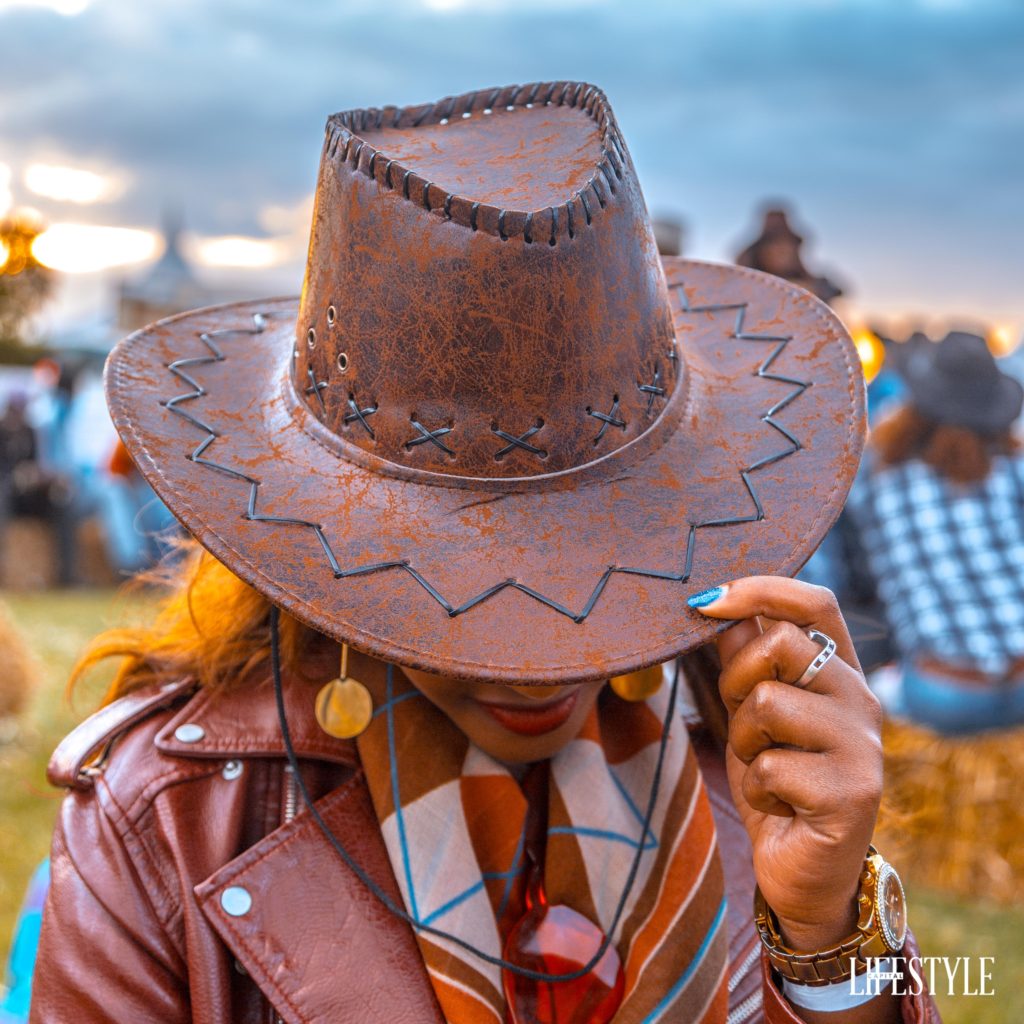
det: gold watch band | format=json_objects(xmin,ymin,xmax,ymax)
[
  {"xmin": 755, "ymin": 889, "xmax": 869, "ymax": 986},
  {"xmin": 753, "ymin": 846, "xmax": 906, "ymax": 987}
]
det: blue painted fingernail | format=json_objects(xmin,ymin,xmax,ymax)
[{"xmin": 687, "ymin": 585, "xmax": 725, "ymax": 609}]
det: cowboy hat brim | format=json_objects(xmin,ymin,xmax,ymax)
[{"xmin": 106, "ymin": 259, "xmax": 865, "ymax": 684}]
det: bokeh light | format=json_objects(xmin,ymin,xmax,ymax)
[
  {"xmin": 31, "ymin": 222, "xmax": 158, "ymax": 273},
  {"xmin": 194, "ymin": 235, "xmax": 285, "ymax": 269},
  {"xmin": 24, "ymin": 163, "xmax": 125, "ymax": 204},
  {"xmin": 853, "ymin": 327, "xmax": 886, "ymax": 384},
  {"xmin": 988, "ymin": 324, "xmax": 1021, "ymax": 358}
]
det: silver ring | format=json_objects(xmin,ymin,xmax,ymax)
[{"xmin": 794, "ymin": 629, "xmax": 837, "ymax": 688}]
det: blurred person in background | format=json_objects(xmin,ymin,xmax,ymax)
[
  {"xmin": 847, "ymin": 331, "xmax": 1024, "ymax": 734},
  {"xmin": 0, "ymin": 393, "xmax": 37, "ymax": 536},
  {"xmin": 734, "ymin": 205, "xmax": 843, "ymax": 306}
]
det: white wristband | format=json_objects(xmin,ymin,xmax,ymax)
[{"xmin": 781, "ymin": 959, "xmax": 895, "ymax": 1013}]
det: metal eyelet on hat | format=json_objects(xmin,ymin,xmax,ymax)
[
  {"xmin": 336, "ymin": 352, "xmax": 349, "ymax": 373},
  {"xmin": 307, "ymin": 327, "xmax": 316, "ymax": 349},
  {"xmin": 327, "ymin": 305, "xmax": 337, "ymax": 327}
]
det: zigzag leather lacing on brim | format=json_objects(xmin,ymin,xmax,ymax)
[
  {"xmin": 325, "ymin": 81, "xmax": 626, "ymax": 244},
  {"xmin": 162, "ymin": 290, "xmax": 809, "ymax": 623}
]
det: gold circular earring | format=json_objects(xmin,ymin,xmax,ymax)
[
  {"xmin": 314, "ymin": 643, "xmax": 373, "ymax": 739},
  {"xmin": 609, "ymin": 664, "xmax": 663, "ymax": 703}
]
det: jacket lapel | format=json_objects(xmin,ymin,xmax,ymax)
[{"xmin": 195, "ymin": 767, "xmax": 445, "ymax": 1024}]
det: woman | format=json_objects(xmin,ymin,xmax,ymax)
[
  {"xmin": 31, "ymin": 82, "xmax": 937, "ymax": 1023},
  {"xmin": 848, "ymin": 330, "xmax": 1024, "ymax": 734}
]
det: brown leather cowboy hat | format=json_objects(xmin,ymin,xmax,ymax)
[{"xmin": 106, "ymin": 81, "xmax": 865, "ymax": 684}]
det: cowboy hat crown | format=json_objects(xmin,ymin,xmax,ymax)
[{"xmin": 296, "ymin": 82, "xmax": 679, "ymax": 478}]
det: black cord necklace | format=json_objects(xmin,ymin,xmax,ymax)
[{"xmin": 270, "ymin": 605, "xmax": 680, "ymax": 983}]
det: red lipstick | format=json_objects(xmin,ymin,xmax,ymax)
[{"xmin": 478, "ymin": 690, "xmax": 580, "ymax": 737}]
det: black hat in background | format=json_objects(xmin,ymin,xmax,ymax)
[{"xmin": 903, "ymin": 331, "xmax": 1023, "ymax": 434}]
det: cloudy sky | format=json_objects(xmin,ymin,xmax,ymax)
[{"xmin": 1, "ymin": 0, "xmax": 1021, "ymax": 340}]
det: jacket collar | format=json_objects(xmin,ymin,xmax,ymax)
[
  {"xmin": 154, "ymin": 646, "xmax": 394, "ymax": 767},
  {"xmin": 194, "ymin": 767, "xmax": 445, "ymax": 1023}
]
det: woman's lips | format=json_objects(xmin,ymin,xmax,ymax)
[{"xmin": 477, "ymin": 690, "xmax": 580, "ymax": 737}]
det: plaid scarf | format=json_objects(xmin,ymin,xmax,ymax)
[{"xmin": 357, "ymin": 665, "xmax": 729, "ymax": 1023}]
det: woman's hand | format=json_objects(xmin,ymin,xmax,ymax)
[{"xmin": 688, "ymin": 575, "xmax": 884, "ymax": 953}]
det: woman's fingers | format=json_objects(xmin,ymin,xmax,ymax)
[
  {"xmin": 740, "ymin": 747, "xmax": 858, "ymax": 819},
  {"xmin": 718, "ymin": 619, "xmax": 852, "ymax": 710},
  {"xmin": 727, "ymin": 680, "xmax": 834, "ymax": 763},
  {"xmin": 715, "ymin": 617, "xmax": 762, "ymax": 671},
  {"xmin": 689, "ymin": 576, "xmax": 861, "ymax": 671}
]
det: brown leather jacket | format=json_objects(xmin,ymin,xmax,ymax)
[{"xmin": 30, "ymin": 660, "xmax": 940, "ymax": 1024}]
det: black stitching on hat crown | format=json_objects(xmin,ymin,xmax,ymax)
[
  {"xmin": 587, "ymin": 393, "xmax": 626, "ymax": 444},
  {"xmin": 405, "ymin": 417, "xmax": 456, "ymax": 457},
  {"xmin": 579, "ymin": 190, "xmax": 593, "ymax": 225},
  {"xmin": 304, "ymin": 369, "xmax": 328, "ymax": 415},
  {"xmin": 324, "ymin": 82, "xmax": 624, "ymax": 242},
  {"xmin": 492, "ymin": 418, "xmax": 547, "ymax": 460},
  {"xmin": 343, "ymin": 392, "xmax": 378, "ymax": 439},
  {"xmin": 638, "ymin": 364, "xmax": 666, "ymax": 415}
]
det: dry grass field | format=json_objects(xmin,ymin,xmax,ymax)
[{"xmin": 1, "ymin": 589, "xmax": 1021, "ymax": 1022}]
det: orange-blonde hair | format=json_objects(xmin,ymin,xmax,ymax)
[
  {"xmin": 72, "ymin": 541, "xmax": 315, "ymax": 704},
  {"xmin": 871, "ymin": 403, "xmax": 1019, "ymax": 486}
]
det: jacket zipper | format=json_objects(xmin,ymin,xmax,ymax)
[
  {"xmin": 726, "ymin": 989, "xmax": 763, "ymax": 1024},
  {"xmin": 729, "ymin": 941, "xmax": 761, "ymax": 994},
  {"xmin": 271, "ymin": 766, "xmax": 299, "ymax": 1024},
  {"xmin": 283, "ymin": 764, "xmax": 298, "ymax": 824}
]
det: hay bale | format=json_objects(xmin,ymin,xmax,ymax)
[
  {"xmin": 0, "ymin": 599, "xmax": 36, "ymax": 731},
  {"xmin": 0, "ymin": 518, "xmax": 57, "ymax": 590},
  {"xmin": 874, "ymin": 716, "xmax": 1024, "ymax": 905}
]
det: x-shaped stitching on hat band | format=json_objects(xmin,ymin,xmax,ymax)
[
  {"xmin": 492, "ymin": 421, "xmax": 547, "ymax": 460},
  {"xmin": 343, "ymin": 394, "xmax": 379, "ymax": 439},
  {"xmin": 161, "ymin": 284, "xmax": 811, "ymax": 624},
  {"xmin": 304, "ymin": 369, "xmax": 328, "ymax": 414},
  {"xmin": 406, "ymin": 419, "xmax": 455, "ymax": 456},
  {"xmin": 638, "ymin": 364, "xmax": 666, "ymax": 415},
  {"xmin": 587, "ymin": 395, "xmax": 626, "ymax": 444}
]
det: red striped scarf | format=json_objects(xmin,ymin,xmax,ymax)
[{"xmin": 357, "ymin": 666, "xmax": 729, "ymax": 1023}]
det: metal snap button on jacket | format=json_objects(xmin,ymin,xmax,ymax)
[
  {"xmin": 220, "ymin": 886, "xmax": 253, "ymax": 917},
  {"xmin": 174, "ymin": 723, "xmax": 205, "ymax": 743}
]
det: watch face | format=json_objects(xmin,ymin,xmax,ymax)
[{"xmin": 876, "ymin": 863, "xmax": 907, "ymax": 951}]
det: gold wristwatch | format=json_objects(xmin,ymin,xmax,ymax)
[{"xmin": 754, "ymin": 845, "xmax": 907, "ymax": 986}]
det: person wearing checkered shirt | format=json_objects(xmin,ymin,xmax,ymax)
[{"xmin": 846, "ymin": 331, "xmax": 1024, "ymax": 734}]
